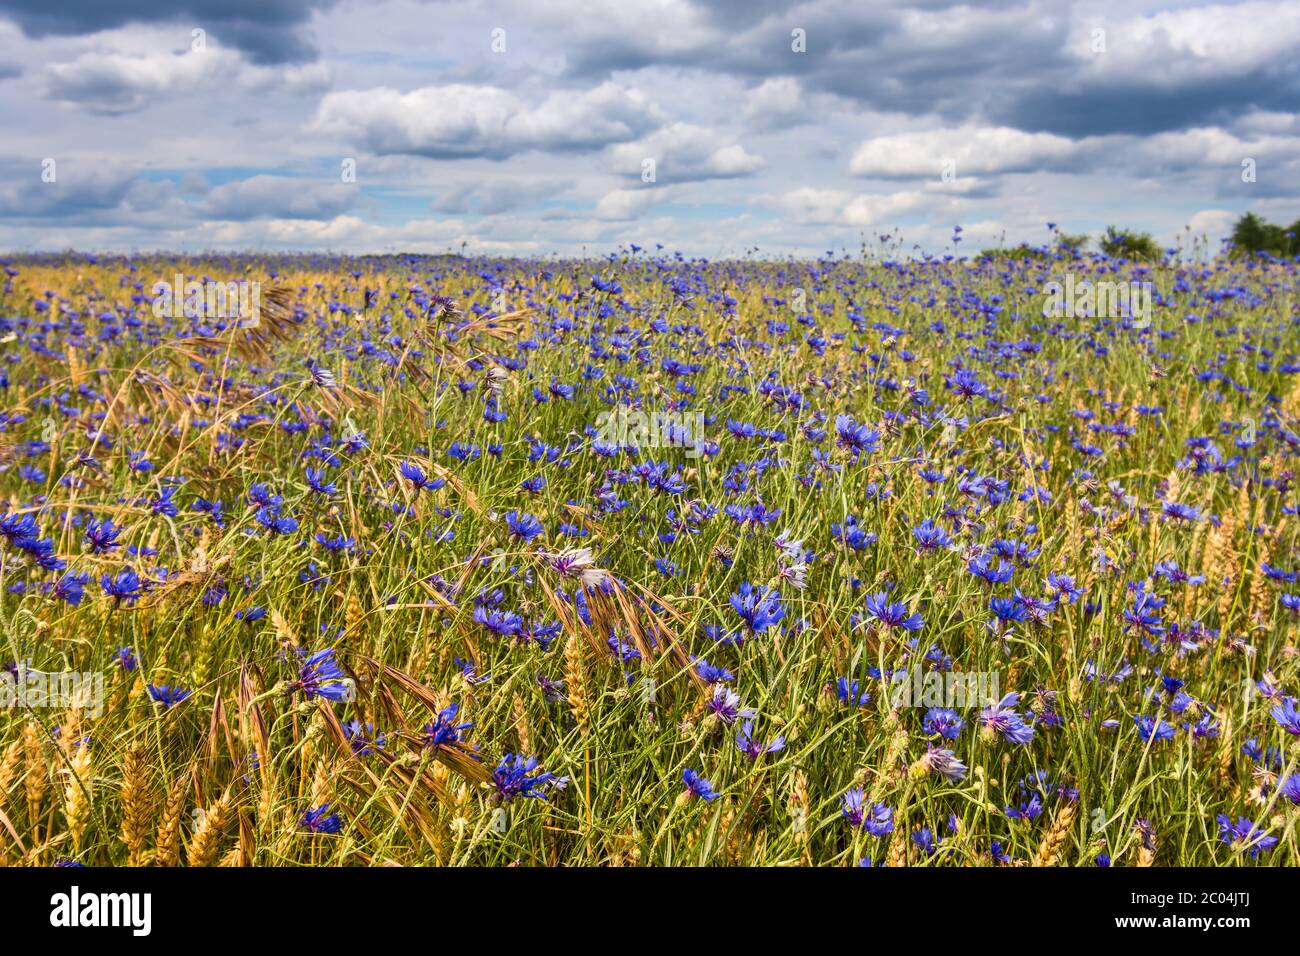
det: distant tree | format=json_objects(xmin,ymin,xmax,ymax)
[
  {"xmin": 1099, "ymin": 226, "xmax": 1160, "ymax": 261},
  {"xmin": 1230, "ymin": 213, "xmax": 1291, "ymax": 257},
  {"xmin": 976, "ymin": 243, "xmax": 1048, "ymax": 263}
]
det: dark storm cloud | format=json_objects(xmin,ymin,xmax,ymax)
[
  {"xmin": 553, "ymin": 0, "xmax": 1300, "ymax": 141},
  {"xmin": 1000, "ymin": 75, "xmax": 1300, "ymax": 137},
  {"xmin": 0, "ymin": 0, "xmax": 338, "ymax": 64}
]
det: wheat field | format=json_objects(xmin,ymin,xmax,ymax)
[{"xmin": 0, "ymin": 248, "xmax": 1296, "ymax": 867}]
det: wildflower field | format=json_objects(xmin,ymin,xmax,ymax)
[{"xmin": 0, "ymin": 247, "xmax": 1298, "ymax": 868}]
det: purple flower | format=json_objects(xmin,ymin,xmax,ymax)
[
  {"xmin": 505, "ymin": 510, "xmax": 544, "ymax": 542},
  {"xmin": 398, "ymin": 460, "xmax": 444, "ymax": 491},
  {"xmin": 841, "ymin": 789, "xmax": 894, "ymax": 836},
  {"xmin": 473, "ymin": 604, "xmax": 524, "ymax": 639},
  {"xmin": 835, "ymin": 677, "xmax": 871, "ymax": 706},
  {"xmin": 706, "ymin": 685, "xmax": 755, "ymax": 725},
  {"xmin": 1278, "ymin": 774, "xmax": 1300, "ymax": 805},
  {"xmin": 51, "ymin": 570, "xmax": 90, "ymax": 606},
  {"xmin": 342, "ymin": 720, "xmax": 385, "ymax": 757},
  {"xmin": 915, "ymin": 745, "xmax": 968, "ymax": 782},
  {"xmin": 82, "ymin": 517, "xmax": 122, "ymax": 554}
]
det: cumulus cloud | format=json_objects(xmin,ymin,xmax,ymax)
[
  {"xmin": 0, "ymin": 159, "xmax": 170, "ymax": 219},
  {"xmin": 768, "ymin": 187, "xmax": 929, "ymax": 226},
  {"xmin": 199, "ymin": 174, "xmax": 358, "ymax": 220},
  {"xmin": 608, "ymin": 123, "xmax": 765, "ymax": 182},
  {"xmin": 42, "ymin": 49, "xmax": 330, "ymax": 113},
  {"xmin": 310, "ymin": 81, "xmax": 659, "ymax": 159},
  {"xmin": 850, "ymin": 127, "xmax": 1079, "ymax": 179},
  {"xmin": 741, "ymin": 77, "xmax": 808, "ymax": 130},
  {"xmin": 0, "ymin": 0, "xmax": 1296, "ymax": 254},
  {"xmin": 592, "ymin": 186, "xmax": 675, "ymax": 221}
]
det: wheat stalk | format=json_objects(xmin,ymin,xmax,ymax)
[
  {"xmin": 1033, "ymin": 802, "xmax": 1077, "ymax": 866},
  {"xmin": 187, "ymin": 788, "xmax": 232, "ymax": 867},
  {"xmin": 120, "ymin": 745, "xmax": 154, "ymax": 866},
  {"xmin": 156, "ymin": 774, "xmax": 188, "ymax": 867}
]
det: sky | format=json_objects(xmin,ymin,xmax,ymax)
[{"xmin": 0, "ymin": 0, "xmax": 1297, "ymax": 257}]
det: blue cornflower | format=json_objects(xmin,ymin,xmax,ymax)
[
  {"xmin": 979, "ymin": 692, "xmax": 1035, "ymax": 745},
  {"xmin": 505, "ymin": 510, "xmax": 544, "ymax": 542},
  {"xmin": 0, "ymin": 511, "xmax": 40, "ymax": 548},
  {"xmin": 300, "ymin": 804, "xmax": 343, "ymax": 834},
  {"xmin": 835, "ymin": 677, "xmax": 871, "ymax": 707},
  {"xmin": 682, "ymin": 768, "xmax": 719, "ymax": 801},
  {"xmin": 254, "ymin": 506, "xmax": 298, "ymax": 536},
  {"xmin": 473, "ymin": 605, "xmax": 524, "ymax": 639},
  {"xmin": 1271, "ymin": 696, "xmax": 1300, "ymax": 735},
  {"xmin": 82, "ymin": 517, "xmax": 122, "ymax": 554},
  {"xmin": 923, "ymin": 707, "xmax": 965, "ymax": 740},
  {"xmin": 422, "ymin": 703, "xmax": 474, "ymax": 748},
  {"xmin": 492, "ymin": 753, "xmax": 555, "ymax": 802},
  {"xmin": 147, "ymin": 684, "xmax": 191, "ymax": 708},
  {"xmin": 968, "ymin": 553, "xmax": 1014, "ymax": 584},
  {"xmin": 912, "ymin": 518, "xmax": 952, "ymax": 551},
  {"xmin": 912, "ymin": 826, "xmax": 939, "ymax": 856},
  {"xmin": 841, "ymin": 789, "xmax": 894, "ymax": 836},
  {"xmin": 706, "ymin": 685, "xmax": 755, "ymax": 725},
  {"xmin": 1216, "ymin": 815, "xmax": 1277, "ymax": 858},
  {"xmin": 863, "ymin": 591, "xmax": 924, "ymax": 631},
  {"xmin": 989, "ymin": 595, "xmax": 1029, "ymax": 625},
  {"xmin": 694, "ymin": 658, "xmax": 735, "ymax": 684},
  {"xmin": 729, "ymin": 581, "xmax": 784, "ymax": 634},
  {"xmin": 51, "ymin": 570, "xmax": 90, "ymax": 605},
  {"xmin": 398, "ymin": 460, "xmax": 444, "ymax": 491},
  {"xmin": 294, "ymin": 649, "xmax": 352, "ymax": 702},
  {"xmin": 100, "ymin": 567, "xmax": 144, "ymax": 604},
  {"xmin": 305, "ymin": 466, "xmax": 337, "ymax": 495},
  {"xmin": 834, "ymin": 414, "xmax": 880, "ymax": 456},
  {"xmin": 735, "ymin": 720, "xmax": 785, "ymax": 760},
  {"xmin": 342, "ymin": 720, "xmax": 385, "ymax": 757}
]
